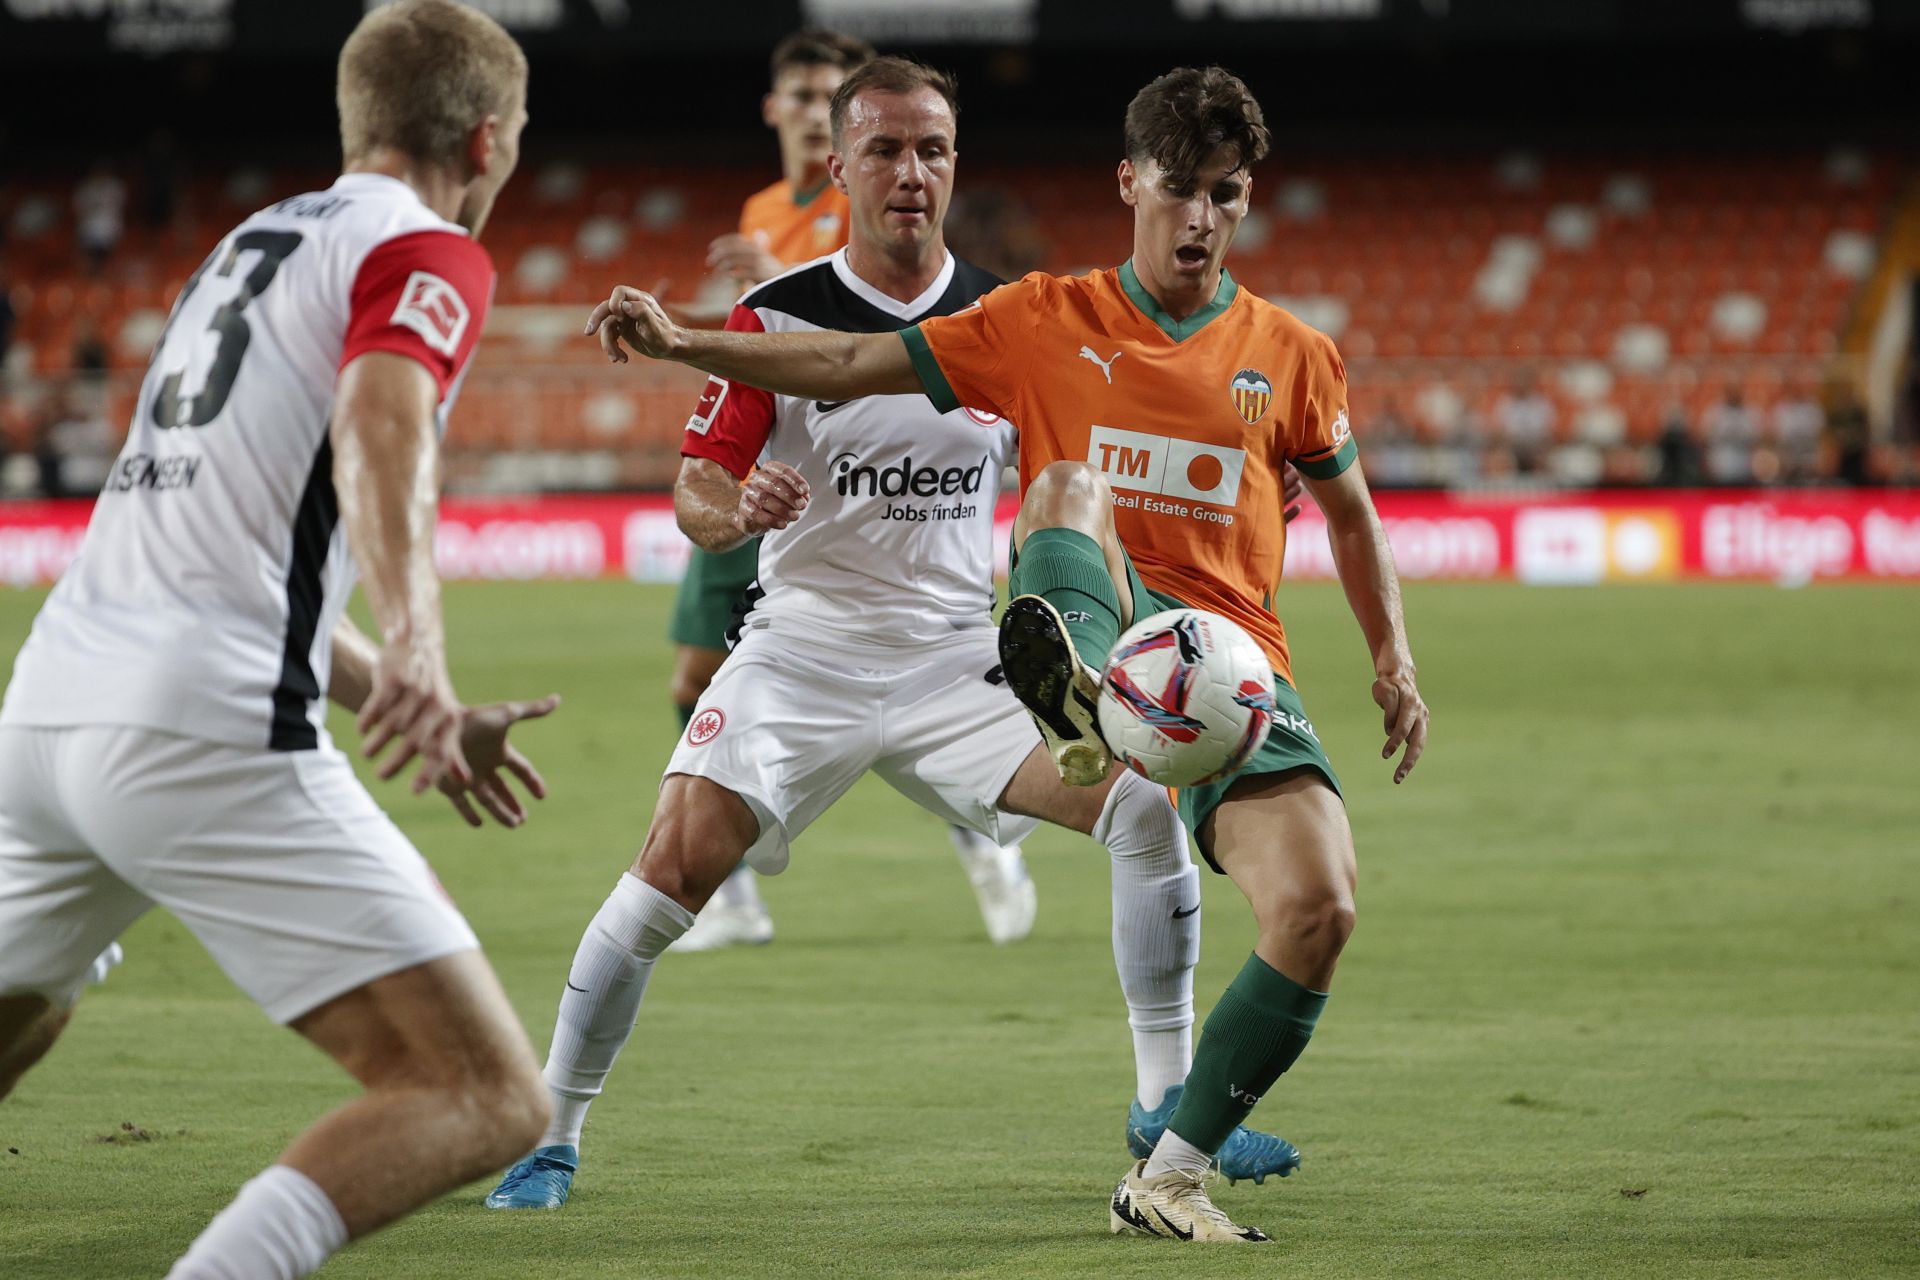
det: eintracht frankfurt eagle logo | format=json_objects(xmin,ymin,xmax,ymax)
[
  {"xmin": 1230, "ymin": 368, "xmax": 1272, "ymax": 425},
  {"xmin": 687, "ymin": 708, "xmax": 725, "ymax": 746}
]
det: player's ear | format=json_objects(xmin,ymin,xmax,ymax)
[
  {"xmin": 468, "ymin": 113, "xmax": 500, "ymax": 177},
  {"xmin": 1118, "ymin": 158, "xmax": 1138, "ymax": 208},
  {"xmin": 761, "ymin": 92, "xmax": 780, "ymax": 129},
  {"xmin": 828, "ymin": 151, "xmax": 848, "ymax": 195}
]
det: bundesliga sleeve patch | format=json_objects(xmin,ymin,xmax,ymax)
[
  {"xmin": 687, "ymin": 377, "xmax": 729, "ymax": 435},
  {"xmin": 389, "ymin": 270, "xmax": 471, "ymax": 357}
]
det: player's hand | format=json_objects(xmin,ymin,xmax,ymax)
[
  {"xmin": 585, "ymin": 285, "xmax": 681, "ymax": 363},
  {"xmin": 1282, "ymin": 462, "xmax": 1306, "ymax": 524},
  {"xmin": 706, "ymin": 233, "xmax": 785, "ymax": 287},
  {"xmin": 1371, "ymin": 667, "xmax": 1428, "ymax": 785},
  {"xmin": 438, "ymin": 694, "xmax": 560, "ymax": 828},
  {"xmin": 359, "ymin": 639, "xmax": 471, "ymax": 796},
  {"xmin": 738, "ymin": 460, "xmax": 809, "ymax": 535}
]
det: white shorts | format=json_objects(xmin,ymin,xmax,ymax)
[
  {"xmin": 665, "ymin": 626, "xmax": 1043, "ymax": 875},
  {"xmin": 0, "ymin": 725, "xmax": 479, "ymax": 1023}
]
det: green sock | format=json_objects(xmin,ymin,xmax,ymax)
[
  {"xmin": 1008, "ymin": 527, "xmax": 1124, "ymax": 668},
  {"xmin": 1169, "ymin": 953, "xmax": 1329, "ymax": 1153},
  {"xmin": 675, "ymin": 703, "xmax": 696, "ymax": 729}
]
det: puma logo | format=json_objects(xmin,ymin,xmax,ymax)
[{"xmin": 1078, "ymin": 345, "xmax": 1123, "ymax": 384}]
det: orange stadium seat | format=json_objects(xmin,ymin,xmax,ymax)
[{"xmin": 0, "ymin": 147, "xmax": 1894, "ymax": 486}]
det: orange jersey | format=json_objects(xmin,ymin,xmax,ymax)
[
  {"xmin": 903, "ymin": 262, "xmax": 1355, "ymax": 684},
  {"xmin": 739, "ymin": 179, "xmax": 851, "ymax": 267}
]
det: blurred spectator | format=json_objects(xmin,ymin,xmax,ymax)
[
  {"xmin": 1769, "ymin": 381, "xmax": 1824, "ymax": 484},
  {"xmin": 73, "ymin": 164, "xmax": 126, "ymax": 273},
  {"xmin": 72, "ymin": 319, "xmax": 110, "ymax": 382},
  {"xmin": 1704, "ymin": 390, "xmax": 1757, "ymax": 485},
  {"xmin": 944, "ymin": 188, "xmax": 1048, "ymax": 283},
  {"xmin": 1654, "ymin": 402, "xmax": 1702, "ymax": 485},
  {"xmin": 1362, "ymin": 396, "xmax": 1424, "ymax": 487},
  {"xmin": 0, "ymin": 271, "xmax": 14, "ymax": 372},
  {"xmin": 140, "ymin": 129, "xmax": 182, "ymax": 230},
  {"xmin": 1493, "ymin": 371, "xmax": 1555, "ymax": 474},
  {"xmin": 35, "ymin": 383, "xmax": 116, "ymax": 498},
  {"xmin": 1826, "ymin": 386, "xmax": 1871, "ymax": 485}
]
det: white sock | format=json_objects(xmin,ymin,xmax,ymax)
[
  {"xmin": 1142, "ymin": 1128, "xmax": 1214, "ymax": 1181},
  {"xmin": 1097, "ymin": 769, "xmax": 1199, "ymax": 1108},
  {"xmin": 948, "ymin": 824, "xmax": 1018, "ymax": 879},
  {"xmin": 166, "ymin": 1165, "xmax": 348, "ymax": 1280},
  {"xmin": 709, "ymin": 863, "xmax": 765, "ymax": 912},
  {"xmin": 1131, "ymin": 1026, "xmax": 1193, "ymax": 1112},
  {"xmin": 538, "ymin": 873, "xmax": 694, "ymax": 1149}
]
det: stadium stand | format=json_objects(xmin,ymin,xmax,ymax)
[{"xmin": 0, "ymin": 147, "xmax": 1903, "ymax": 492}]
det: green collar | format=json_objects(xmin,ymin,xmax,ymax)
[
  {"xmin": 1118, "ymin": 259, "xmax": 1238, "ymax": 342},
  {"xmin": 791, "ymin": 178, "xmax": 831, "ymax": 208}
]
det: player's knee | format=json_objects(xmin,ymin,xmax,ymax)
[
  {"xmin": 668, "ymin": 646, "xmax": 725, "ymax": 710},
  {"xmin": 1024, "ymin": 460, "xmax": 1112, "ymax": 524},
  {"xmin": 634, "ymin": 829, "xmax": 735, "ymax": 912},
  {"xmin": 1259, "ymin": 888, "xmax": 1356, "ymax": 965},
  {"xmin": 485, "ymin": 1061, "xmax": 551, "ymax": 1158}
]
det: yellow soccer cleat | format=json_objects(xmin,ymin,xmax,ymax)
[{"xmin": 1108, "ymin": 1159, "xmax": 1271, "ymax": 1243}]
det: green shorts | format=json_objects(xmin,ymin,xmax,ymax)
[
  {"xmin": 1009, "ymin": 533, "xmax": 1341, "ymax": 873},
  {"xmin": 667, "ymin": 541, "xmax": 760, "ymax": 651}
]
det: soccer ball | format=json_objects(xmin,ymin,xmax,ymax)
[{"xmin": 1096, "ymin": 609, "xmax": 1277, "ymax": 788}]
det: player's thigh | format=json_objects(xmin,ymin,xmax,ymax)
[
  {"xmin": 668, "ymin": 542, "xmax": 759, "ymax": 651},
  {"xmin": 631, "ymin": 773, "xmax": 761, "ymax": 909},
  {"xmin": 291, "ymin": 948, "xmax": 540, "ymax": 1095},
  {"xmin": 662, "ymin": 636, "xmax": 879, "ymax": 875},
  {"xmin": 871, "ymin": 638, "xmax": 1045, "ymax": 847},
  {"xmin": 1202, "ymin": 768, "xmax": 1356, "ymax": 921},
  {"xmin": 76, "ymin": 729, "xmax": 480, "ymax": 1027},
  {"xmin": 0, "ymin": 727, "xmax": 151, "ymax": 1009}
]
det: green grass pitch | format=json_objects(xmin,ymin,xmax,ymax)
[{"xmin": 1, "ymin": 581, "xmax": 1916, "ymax": 1279}]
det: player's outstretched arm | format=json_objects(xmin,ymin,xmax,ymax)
[
  {"xmin": 332, "ymin": 351, "xmax": 470, "ymax": 796},
  {"xmin": 328, "ymin": 617, "xmax": 559, "ymax": 829},
  {"xmin": 1303, "ymin": 461, "xmax": 1430, "ymax": 783},
  {"xmin": 675, "ymin": 456, "xmax": 809, "ymax": 554},
  {"xmin": 586, "ymin": 285, "xmax": 920, "ymax": 400}
]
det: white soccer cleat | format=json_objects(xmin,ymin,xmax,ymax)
[
  {"xmin": 85, "ymin": 943, "xmax": 125, "ymax": 988},
  {"xmin": 668, "ymin": 902, "xmax": 774, "ymax": 953},
  {"xmin": 1108, "ymin": 1159, "xmax": 1272, "ymax": 1243},
  {"xmin": 967, "ymin": 843, "xmax": 1037, "ymax": 945}
]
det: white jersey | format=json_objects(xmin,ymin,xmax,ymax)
[
  {"xmin": 682, "ymin": 249, "xmax": 1016, "ymax": 652},
  {"xmin": 2, "ymin": 173, "xmax": 493, "ymax": 750}
]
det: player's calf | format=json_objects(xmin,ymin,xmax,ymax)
[{"xmin": 0, "ymin": 995, "xmax": 69, "ymax": 1100}]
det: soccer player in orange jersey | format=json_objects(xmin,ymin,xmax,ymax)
[
  {"xmin": 586, "ymin": 65, "xmax": 1428, "ymax": 1244},
  {"xmin": 667, "ymin": 30, "xmax": 1039, "ymax": 953}
]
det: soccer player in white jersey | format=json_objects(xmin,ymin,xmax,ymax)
[
  {"xmin": 0, "ymin": 5, "xmax": 555, "ymax": 1277},
  {"xmin": 485, "ymin": 56, "xmax": 1299, "ymax": 1214}
]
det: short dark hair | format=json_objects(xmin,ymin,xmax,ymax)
[
  {"xmin": 770, "ymin": 29, "xmax": 874, "ymax": 87},
  {"xmin": 1123, "ymin": 66, "xmax": 1270, "ymax": 188},
  {"xmin": 828, "ymin": 56, "xmax": 959, "ymax": 149}
]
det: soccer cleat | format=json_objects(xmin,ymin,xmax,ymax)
[
  {"xmin": 1127, "ymin": 1085, "xmax": 1302, "ymax": 1185},
  {"xmin": 967, "ymin": 842, "xmax": 1037, "ymax": 945},
  {"xmin": 85, "ymin": 943, "xmax": 124, "ymax": 988},
  {"xmin": 667, "ymin": 901, "xmax": 774, "ymax": 953},
  {"xmin": 1108, "ymin": 1159, "xmax": 1271, "ymax": 1243},
  {"xmin": 997, "ymin": 595, "xmax": 1111, "ymax": 786},
  {"xmin": 484, "ymin": 1144, "xmax": 579, "ymax": 1210}
]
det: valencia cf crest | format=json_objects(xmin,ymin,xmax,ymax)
[{"xmin": 1230, "ymin": 369, "xmax": 1272, "ymax": 425}]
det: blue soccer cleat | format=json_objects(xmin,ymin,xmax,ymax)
[
  {"xmin": 1127, "ymin": 1086, "xmax": 1303, "ymax": 1186},
  {"xmin": 484, "ymin": 1144, "xmax": 579, "ymax": 1209}
]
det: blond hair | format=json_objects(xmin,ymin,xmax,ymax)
[{"xmin": 337, "ymin": 0, "xmax": 528, "ymax": 169}]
